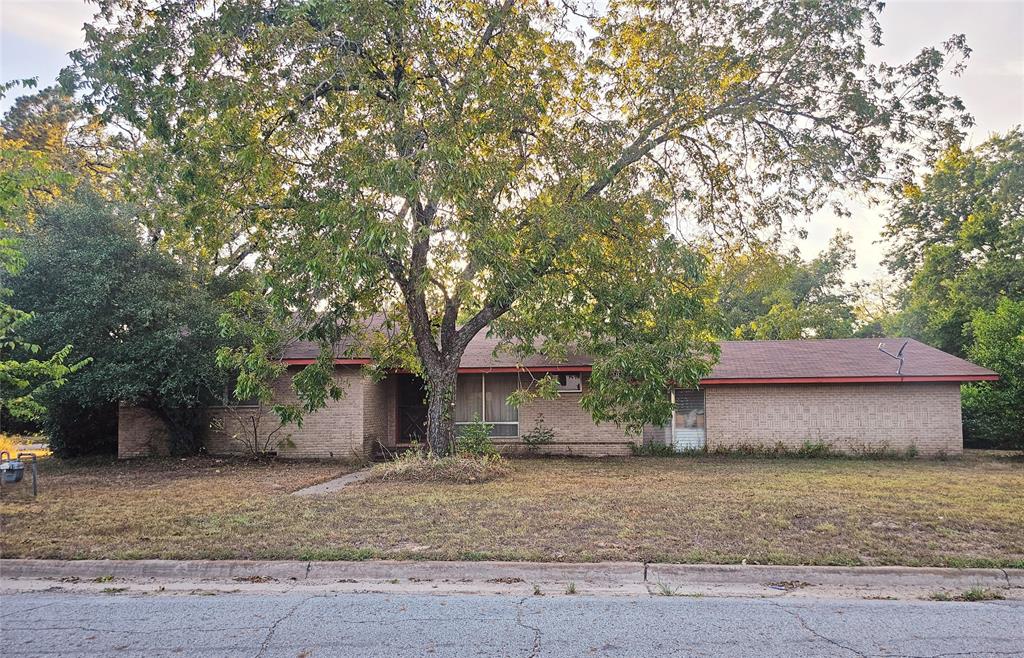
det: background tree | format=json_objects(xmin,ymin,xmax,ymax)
[
  {"xmin": 883, "ymin": 129, "xmax": 1023, "ymax": 355},
  {"xmin": 850, "ymin": 277, "xmax": 901, "ymax": 338},
  {"xmin": 73, "ymin": 0, "xmax": 970, "ymax": 456},
  {"xmin": 1, "ymin": 80, "xmax": 89, "ymax": 428},
  {"xmin": 878, "ymin": 129, "xmax": 1022, "ymax": 446},
  {"xmin": 713, "ymin": 232, "xmax": 857, "ymax": 340},
  {"xmin": 1, "ymin": 85, "xmax": 113, "ymax": 205},
  {"xmin": 960, "ymin": 299, "xmax": 1024, "ymax": 449},
  {"xmin": 9, "ymin": 192, "xmax": 235, "ymax": 456}
]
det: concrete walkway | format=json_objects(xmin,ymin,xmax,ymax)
[
  {"xmin": 291, "ymin": 467, "xmax": 374, "ymax": 496},
  {"xmin": 2, "ymin": 559, "xmax": 1020, "ymax": 601}
]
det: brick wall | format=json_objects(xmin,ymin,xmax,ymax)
[
  {"xmin": 513, "ymin": 374, "xmax": 639, "ymax": 457},
  {"xmin": 117, "ymin": 404, "xmax": 172, "ymax": 459},
  {"xmin": 121, "ymin": 370, "xmax": 965, "ymax": 460},
  {"xmin": 361, "ymin": 376, "xmax": 390, "ymax": 455},
  {"xmin": 118, "ymin": 366, "xmax": 387, "ymax": 460},
  {"xmin": 705, "ymin": 382, "xmax": 963, "ymax": 456},
  {"xmin": 642, "ymin": 423, "xmax": 671, "ymax": 446}
]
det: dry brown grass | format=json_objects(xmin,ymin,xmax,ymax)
[{"xmin": 2, "ymin": 452, "xmax": 1022, "ymax": 567}]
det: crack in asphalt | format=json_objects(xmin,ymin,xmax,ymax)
[
  {"xmin": 890, "ymin": 652, "xmax": 1024, "ymax": 658},
  {"xmin": 888, "ymin": 650, "xmax": 1024, "ymax": 654},
  {"xmin": 0, "ymin": 601, "xmax": 60, "ymax": 619},
  {"xmin": 254, "ymin": 594, "xmax": 316, "ymax": 658},
  {"xmin": 8, "ymin": 625, "xmax": 266, "ymax": 634},
  {"xmin": 772, "ymin": 602, "xmax": 868, "ymax": 658},
  {"xmin": 515, "ymin": 596, "xmax": 542, "ymax": 658}
]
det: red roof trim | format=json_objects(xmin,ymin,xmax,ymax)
[
  {"xmin": 282, "ymin": 358, "xmax": 373, "ymax": 366},
  {"xmin": 698, "ymin": 375, "xmax": 999, "ymax": 385},
  {"xmin": 392, "ymin": 365, "xmax": 593, "ymax": 375},
  {"xmin": 282, "ymin": 359, "xmax": 592, "ymax": 374},
  {"xmin": 456, "ymin": 366, "xmax": 592, "ymax": 374},
  {"xmin": 279, "ymin": 361, "xmax": 997, "ymax": 384}
]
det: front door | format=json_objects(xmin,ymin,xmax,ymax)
[
  {"xmin": 672, "ymin": 389, "xmax": 706, "ymax": 450},
  {"xmin": 396, "ymin": 375, "xmax": 428, "ymax": 445}
]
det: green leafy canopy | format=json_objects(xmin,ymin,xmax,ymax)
[
  {"xmin": 1, "ymin": 80, "xmax": 90, "ymax": 422},
  {"xmin": 8, "ymin": 192, "xmax": 237, "ymax": 455},
  {"xmin": 713, "ymin": 231, "xmax": 859, "ymax": 340},
  {"xmin": 884, "ymin": 129, "xmax": 1024, "ymax": 356},
  {"xmin": 70, "ymin": 0, "xmax": 971, "ymax": 449},
  {"xmin": 961, "ymin": 298, "xmax": 1024, "ymax": 449}
]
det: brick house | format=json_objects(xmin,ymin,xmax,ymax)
[{"xmin": 118, "ymin": 336, "xmax": 997, "ymax": 459}]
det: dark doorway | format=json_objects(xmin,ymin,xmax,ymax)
[{"xmin": 396, "ymin": 374, "xmax": 428, "ymax": 445}]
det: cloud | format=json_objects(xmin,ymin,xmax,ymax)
[{"xmin": 0, "ymin": 0, "xmax": 94, "ymax": 53}]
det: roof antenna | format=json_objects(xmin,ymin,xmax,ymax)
[{"xmin": 878, "ymin": 340, "xmax": 910, "ymax": 376}]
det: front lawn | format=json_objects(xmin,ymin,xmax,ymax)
[{"xmin": 2, "ymin": 453, "xmax": 1022, "ymax": 567}]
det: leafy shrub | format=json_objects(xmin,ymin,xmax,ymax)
[
  {"xmin": 43, "ymin": 399, "xmax": 118, "ymax": 457},
  {"xmin": 455, "ymin": 416, "xmax": 497, "ymax": 456},
  {"xmin": 708, "ymin": 443, "xmax": 784, "ymax": 457},
  {"xmin": 796, "ymin": 441, "xmax": 833, "ymax": 458},
  {"xmin": 521, "ymin": 415, "xmax": 555, "ymax": 453},
  {"xmin": 705, "ymin": 441, "xmax": 922, "ymax": 460},
  {"xmin": 210, "ymin": 404, "xmax": 294, "ymax": 457},
  {"xmin": 930, "ymin": 587, "xmax": 1005, "ymax": 602},
  {"xmin": 368, "ymin": 451, "xmax": 509, "ymax": 484},
  {"xmin": 629, "ymin": 442, "xmax": 678, "ymax": 457},
  {"xmin": 962, "ymin": 298, "xmax": 1024, "ymax": 450},
  {"xmin": 9, "ymin": 195, "xmax": 240, "ymax": 457}
]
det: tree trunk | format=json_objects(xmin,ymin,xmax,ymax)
[{"xmin": 423, "ymin": 365, "xmax": 458, "ymax": 457}]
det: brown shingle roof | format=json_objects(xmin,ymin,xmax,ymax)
[
  {"xmin": 705, "ymin": 338, "xmax": 996, "ymax": 382},
  {"xmin": 282, "ymin": 332, "xmax": 996, "ymax": 382}
]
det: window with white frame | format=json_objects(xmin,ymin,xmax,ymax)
[
  {"xmin": 555, "ymin": 373, "xmax": 582, "ymax": 393},
  {"xmin": 219, "ymin": 376, "xmax": 260, "ymax": 407},
  {"xmin": 455, "ymin": 374, "xmax": 519, "ymax": 438}
]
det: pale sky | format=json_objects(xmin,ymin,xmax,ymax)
[{"xmin": 2, "ymin": 0, "xmax": 1022, "ymax": 281}]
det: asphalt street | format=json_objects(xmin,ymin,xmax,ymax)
[{"xmin": 1, "ymin": 590, "xmax": 1022, "ymax": 657}]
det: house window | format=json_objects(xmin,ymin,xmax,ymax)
[
  {"xmin": 455, "ymin": 374, "xmax": 519, "ymax": 438},
  {"xmin": 672, "ymin": 389, "xmax": 706, "ymax": 451},
  {"xmin": 555, "ymin": 373, "xmax": 582, "ymax": 393},
  {"xmin": 220, "ymin": 379, "xmax": 259, "ymax": 407}
]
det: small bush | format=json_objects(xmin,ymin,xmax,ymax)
[
  {"xmin": 708, "ymin": 443, "xmax": 789, "ymax": 457},
  {"xmin": 455, "ymin": 416, "xmax": 497, "ymax": 456},
  {"xmin": 796, "ymin": 441, "xmax": 833, "ymax": 458},
  {"xmin": 654, "ymin": 582, "xmax": 678, "ymax": 596},
  {"xmin": 629, "ymin": 442, "xmax": 678, "ymax": 457},
  {"xmin": 521, "ymin": 415, "xmax": 555, "ymax": 453},
  {"xmin": 961, "ymin": 587, "xmax": 1005, "ymax": 601},
  {"xmin": 369, "ymin": 451, "xmax": 509, "ymax": 484},
  {"xmin": 929, "ymin": 587, "xmax": 1005, "ymax": 602},
  {"xmin": 43, "ymin": 399, "xmax": 118, "ymax": 457},
  {"xmin": 705, "ymin": 441, "xmax": 925, "ymax": 460}
]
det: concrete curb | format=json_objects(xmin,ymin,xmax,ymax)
[
  {"xmin": 2, "ymin": 559, "xmax": 1020, "ymax": 591},
  {"xmin": 646, "ymin": 563, "xmax": 1015, "ymax": 589}
]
